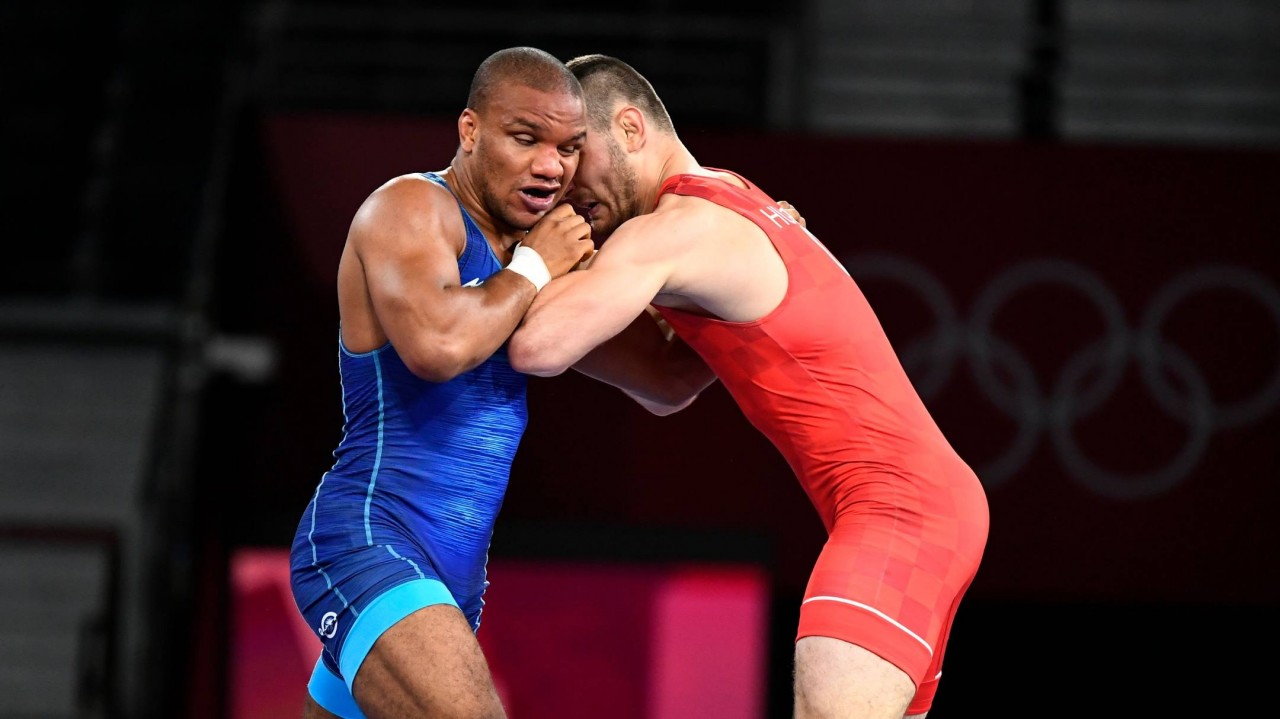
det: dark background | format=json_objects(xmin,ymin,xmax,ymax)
[{"xmin": 2, "ymin": 1, "xmax": 1277, "ymax": 717}]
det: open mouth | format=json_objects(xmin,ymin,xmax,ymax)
[{"xmin": 519, "ymin": 187, "xmax": 559, "ymax": 213}]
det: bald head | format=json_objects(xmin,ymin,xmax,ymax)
[
  {"xmin": 565, "ymin": 54, "xmax": 674, "ymax": 135},
  {"xmin": 467, "ymin": 47, "xmax": 583, "ymax": 112}
]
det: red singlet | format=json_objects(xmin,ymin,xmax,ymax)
[{"xmin": 654, "ymin": 172, "xmax": 989, "ymax": 713}]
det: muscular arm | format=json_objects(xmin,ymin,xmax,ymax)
[
  {"xmin": 570, "ymin": 307, "xmax": 716, "ymax": 415},
  {"xmin": 508, "ymin": 214, "xmax": 713, "ymax": 412},
  {"xmin": 343, "ymin": 176, "xmax": 588, "ymax": 382},
  {"xmin": 509, "ymin": 188, "xmax": 801, "ymax": 410}
]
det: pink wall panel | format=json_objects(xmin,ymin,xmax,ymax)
[{"xmin": 229, "ymin": 548, "xmax": 770, "ymax": 719}]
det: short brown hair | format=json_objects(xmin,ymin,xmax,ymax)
[{"xmin": 565, "ymin": 54, "xmax": 674, "ymax": 135}]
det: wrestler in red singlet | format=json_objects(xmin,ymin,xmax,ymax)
[{"xmin": 653, "ymin": 172, "xmax": 990, "ymax": 715}]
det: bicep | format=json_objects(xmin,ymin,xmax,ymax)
[
  {"xmin": 348, "ymin": 183, "xmax": 533, "ymax": 380},
  {"xmin": 356, "ymin": 204, "xmax": 464, "ymax": 349}
]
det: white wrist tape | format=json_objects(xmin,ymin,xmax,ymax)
[{"xmin": 506, "ymin": 243, "xmax": 551, "ymax": 292}]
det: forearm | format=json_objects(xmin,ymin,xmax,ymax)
[
  {"xmin": 508, "ymin": 240, "xmax": 675, "ymax": 379},
  {"xmin": 508, "ymin": 272, "xmax": 629, "ymax": 376},
  {"xmin": 620, "ymin": 337, "xmax": 717, "ymax": 414},
  {"xmin": 571, "ymin": 313, "xmax": 717, "ymax": 414},
  {"xmin": 390, "ymin": 271, "xmax": 539, "ymax": 381}
]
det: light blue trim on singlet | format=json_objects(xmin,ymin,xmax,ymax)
[
  {"xmin": 307, "ymin": 340, "xmax": 360, "ymax": 614},
  {"xmin": 362, "ymin": 351, "xmax": 386, "ymax": 546},
  {"xmin": 309, "ymin": 470, "xmax": 354, "ymax": 615},
  {"xmin": 384, "ymin": 543, "xmax": 427, "ymax": 580},
  {"xmin": 337, "ymin": 577, "xmax": 459, "ymax": 690},
  {"xmin": 309, "ymin": 658, "xmax": 366, "ymax": 719}
]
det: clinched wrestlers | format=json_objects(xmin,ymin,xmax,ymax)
[{"xmin": 287, "ymin": 46, "xmax": 790, "ymax": 719}]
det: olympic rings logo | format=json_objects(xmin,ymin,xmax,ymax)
[{"xmin": 844, "ymin": 255, "xmax": 1280, "ymax": 500}]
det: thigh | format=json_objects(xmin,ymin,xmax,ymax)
[
  {"xmin": 798, "ymin": 498, "xmax": 985, "ymax": 689},
  {"xmin": 793, "ymin": 635, "xmax": 914, "ymax": 719},
  {"xmin": 306, "ymin": 655, "xmax": 369, "ymax": 718},
  {"xmin": 304, "ymin": 695, "xmax": 344, "ymax": 719},
  {"xmin": 353, "ymin": 604, "xmax": 505, "ymax": 719},
  {"xmin": 293, "ymin": 540, "xmax": 442, "ymax": 673},
  {"xmin": 293, "ymin": 537, "xmax": 488, "ymax": 681}
]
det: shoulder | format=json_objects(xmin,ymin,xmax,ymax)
[
  {"xmin": 706, "ymin": 168, "xmax": 751, "ymax": 191},
  {"xmin": 653, "ymin": 188, "xmax": 755, "ymax": 241},
  {"xmin": 351, "ymin": 173, "xmax": 464, "ymax": 250},
  {"xmin": 360, "ymin": 173, "xmax": 457, "ymax": 218}
]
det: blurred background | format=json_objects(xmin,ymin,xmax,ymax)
[{"xmin": 2, "ymin": 0, "xmax": 1278, "ymax": 717}]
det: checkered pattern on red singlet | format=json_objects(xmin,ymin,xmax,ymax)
[{"xmin": 653, "ymin": 172, "xmax": 989, "ymax": 698}]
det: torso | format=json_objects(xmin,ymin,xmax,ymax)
[
  {"xmin": 652, "ymin": 172, "xmax": 981, "ymax": 532},
  {"xmin": 294, "ymin": 171, "xmax": 528, "ymax": 613},
  {"xmin": 646, "ymin": 170, "xmax": 789, "ymax": 321}
]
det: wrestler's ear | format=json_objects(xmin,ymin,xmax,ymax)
[
  {"xmin": 618, "ymin": 106, "xmax": 645, "ymax": 152},
  {"xmin": 458, "ymin": 108, "xmax": 479, "ymax": 152}
]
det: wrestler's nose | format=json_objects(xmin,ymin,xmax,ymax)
[{"xmin": 531, "ymin": 146, "xmax": 566, "ymax": 180}]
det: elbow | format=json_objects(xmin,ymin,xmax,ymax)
[
  {"xmin": 510, "ymin": 355, "xmax": 570, "ymax": 378},
  {"xmin": 406, "ymin": 364, "xmax": 464, "ymax": 383},
  {"xmin": 507, "ymin": 337, "xmax": 571, "ymax": 377},
  {"xmin": 644, "ymin": 398, "xmax": 694, "ymax": 417},
  {"xmin": 400, "ymin": 342, "xmax": 476, "ymax": 383},
  {"xmin": 642, "ymin": 362, "xmax": 715, "ymax": 414},
  {"xmin": 626, "ymin": 385, "xmax": 702, "ymax": 416},
  {"xmin": 653, "ymin": 390, "xmax": 700, "ymax": 415},
  {"xmin": 403, "ymin": 357, "xmax": 465, "ymax": 383}
]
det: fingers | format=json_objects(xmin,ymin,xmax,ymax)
[
  {"xmin": 522, "ymin": 204, "xmax": 594, "ymax": 277},
  {"xmin": 526, "ymin": 202, "xmax": 584, "ymax": 239},
  {"xmin": 538, "ymin": 203, "xmax": 591, "ymax": 238},
  {"xmin": 778, "ymin": 200, "xmax": 807, "ymax": 228},
  {"xmin": 543, "ymin": 201, "xmax": 582, "ymax": 222}
]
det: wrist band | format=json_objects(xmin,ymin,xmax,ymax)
[{"xmin": 506, "ymin": 243, "xmax": 551, "ymax": 292}]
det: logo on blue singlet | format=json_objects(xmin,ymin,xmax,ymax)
[
  {"xmin": 462, "ymin": 277, "xmax": 482, "ymax": 287},
  {"xmin": 319, "ymin": 611, "xmax": 339, "ymax": 639}
]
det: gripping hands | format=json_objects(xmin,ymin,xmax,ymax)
[{"xmin": 511, "ymin": 204, "xmax": 595, "ymax": 290}]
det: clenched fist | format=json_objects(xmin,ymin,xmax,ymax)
[{"xmin": 521, "ymin": 203, "xmax": 596, "ymax": 278}]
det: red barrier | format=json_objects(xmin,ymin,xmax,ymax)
[{"xmin": 229, "ymin": 548, "xmax": 769, "ymax": 719}]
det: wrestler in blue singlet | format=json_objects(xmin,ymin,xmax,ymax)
[{"xmin": 289, "ymin": 172, "xmax": 527, "ymax": 714}]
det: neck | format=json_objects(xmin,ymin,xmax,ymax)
[
  {"xmin": 644, "ymin": 140, "xmax": 699, "ymax": 213},
  {"xmin": 441, "ymin": 162, "xmax": 526, "ymax": 253}
]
